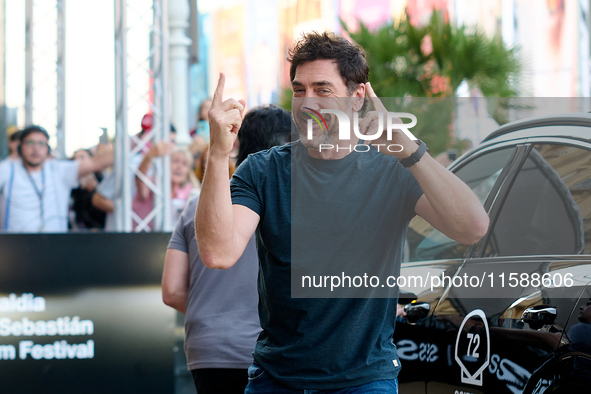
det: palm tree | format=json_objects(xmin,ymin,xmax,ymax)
[{"xmin": 341, "ymin": 11, "xmax": 521, "ymax": 154}]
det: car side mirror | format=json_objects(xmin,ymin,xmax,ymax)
[
  {"xmin": 404, "ymin": 301, "xmax": 430, "ymax": 325},
  {"xmin": 522, "ymin": 305, "xmax": 557, "ymax": 330}
]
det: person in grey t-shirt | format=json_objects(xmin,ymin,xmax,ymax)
[{"xmin": 162, "ymin": 104, "xmax": 294, "ymax": 394}]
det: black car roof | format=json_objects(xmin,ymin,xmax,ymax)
[{"xmin": 482, "ymin": 113, "xmax": 591, "ymax": 143}]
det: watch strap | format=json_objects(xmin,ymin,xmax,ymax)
[{"xmin": 400, "ymin": 140, "xmax": 428, "ymax": 168}]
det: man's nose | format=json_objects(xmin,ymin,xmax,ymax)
[{"xmin": 301, "ymin": 95, "xmax": 322, "ymax": 111}]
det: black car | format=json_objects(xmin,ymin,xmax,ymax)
[{"xmin": 396, "ymin": 113, "xmax": 591, "ymax": 394}]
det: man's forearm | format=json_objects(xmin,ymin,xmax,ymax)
[
  {"xmin": 197, "ymin": 73, "xmax": 254, "ymax": 268},
  {"xmin": 195, "ymin": 152, "xmax": 236, "ymax": 269},
  {"xmin": 410, "ymin": 153, "xmax": 489, "ymax": 244},
  {"xmin": 87, "ymin": 150, "xmax": 114, "ymax": 175}
]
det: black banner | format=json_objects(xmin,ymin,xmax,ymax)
[{"xmin": 0, "ymin": 233, "xmax": 175, "ymax": 394}]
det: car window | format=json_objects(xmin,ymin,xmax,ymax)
[
  {"xmin": 484, "ymin": 144, "xmax": 591, "ymax": 257},
  {"xmin": 404, "ymin": 147, "xmax": 516, "ymax": 262}
]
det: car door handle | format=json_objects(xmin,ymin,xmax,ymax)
[
  {"xmin": 521, "ymin": 305, "xmax": 557, "ymax": 330},
  {"xmin": 404, "ymin": 302, "xmax": 430, "ymax": 324}
]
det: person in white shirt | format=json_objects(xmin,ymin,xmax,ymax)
[{"xmin": 0, "ymin": 125, "xmax": 114, "ymax": 233}]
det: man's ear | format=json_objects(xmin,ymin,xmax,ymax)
[{"xmin": 352, "ymin": 83, "xmax": 365, "ymax": 112}]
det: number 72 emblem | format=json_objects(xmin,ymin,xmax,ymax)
[{"xmin": 454, "ymin": 309, "xmax": 491, "ymax": 386}]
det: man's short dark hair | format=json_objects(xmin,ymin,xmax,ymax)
[
  {"xmin": 288, "ymin": 31, "xmax": 369, "ymax": 95},
  {"xmin": 20, "ymin": 125, "xmax": 50, "ymax": 143},
  {"xmin": 236, "ymin": 105, "xmax": 295, "ymax": 167}
]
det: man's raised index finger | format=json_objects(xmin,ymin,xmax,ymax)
[
  {"xmin": 365, "ymin": 82, "xmax": 387, "ymax": 112},
  {"xmin": 212, "ymin": 73, "xmax": 225, "ymax": 106}
]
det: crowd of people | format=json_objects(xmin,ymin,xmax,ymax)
[{"xmin": 0, "ymin": 102, "xmax": 258, "ymax": 233}]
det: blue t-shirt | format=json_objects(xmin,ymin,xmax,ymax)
[{"xmin": 230, "ymin": 141, "xmax": 423, "ymax": 389}]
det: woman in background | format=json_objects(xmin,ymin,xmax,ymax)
[{"xmin": 133, "ymin": 144, "xmax": 199, "ymax": 230}]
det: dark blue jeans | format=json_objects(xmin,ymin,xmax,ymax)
[{"xmin": 244, "ymin": 362, "xmax": 398, "ymax": 393}]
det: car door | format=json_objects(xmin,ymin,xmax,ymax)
[
  {"xmin": 396, "ymin": 144, "xmax": 524, "ymax": 393},
  {"xmin": 427, "ymin": 139, "xmax": 591, "ymax": 394},
  {"xmin": 523, "ymin": 283, "xmax": 591, "ymax": 393}
]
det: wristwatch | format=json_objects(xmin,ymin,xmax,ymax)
[{"xmin": 399, "ymin": 140, "xmax": 428, "ymax": 168}]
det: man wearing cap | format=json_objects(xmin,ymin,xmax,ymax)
[{"xmin": 0, "ymin": 125, "xmax": 114, "ymax": 233}]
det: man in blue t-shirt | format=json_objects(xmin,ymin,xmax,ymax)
[{"xmin": 196, "ymin": 32, "xmax": 490, "ymax": 393}]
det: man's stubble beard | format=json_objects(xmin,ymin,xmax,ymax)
[
  {"xmin": 22, "ymin": 155, "xmax": 45, "ymax": 169},
  {"xmin": 295, "ymin": 113, "xmax": 339, "ymax": 150}
]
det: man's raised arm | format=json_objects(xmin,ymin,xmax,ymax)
[
  {"xmin": 78, "ymin": 143, "xmax": 114, "ymax": 178},
  {"xmin": 195, "ymin": 74, "xmax": 259, "ymax": 269},
  {"xmin": 363, "ymin": 82, "xmax": 489, "ymax": 245}
]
